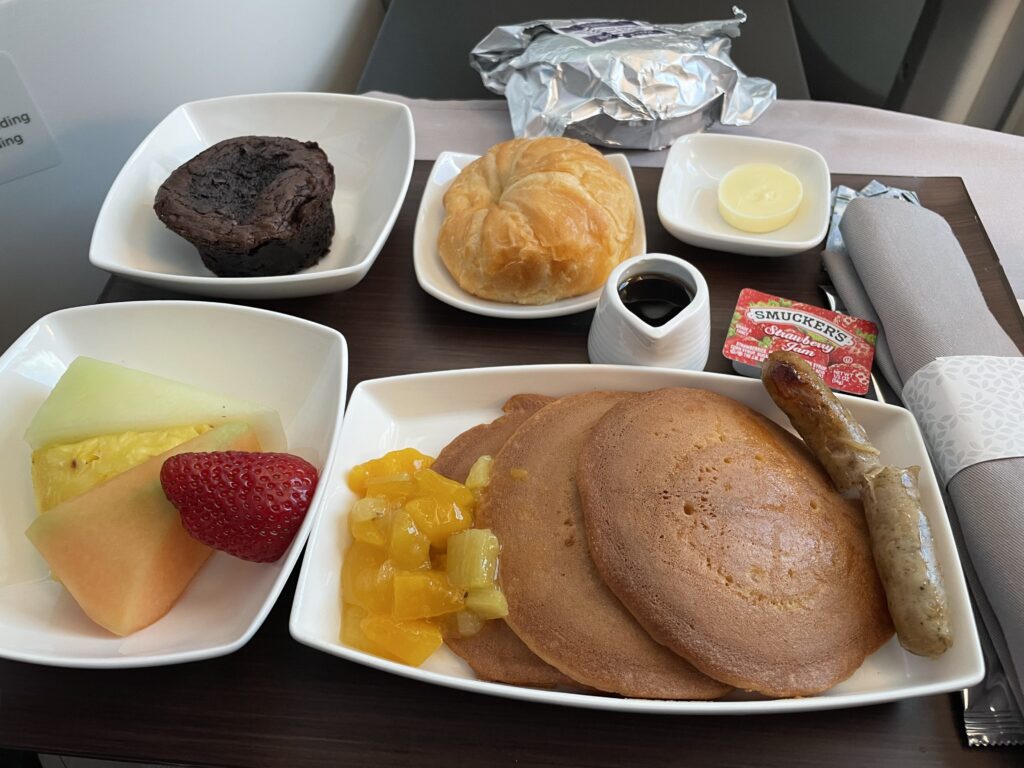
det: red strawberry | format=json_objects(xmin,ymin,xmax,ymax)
[{"xmin": 160, "ymin": 451, "xmax": 320, "ymax": 563}]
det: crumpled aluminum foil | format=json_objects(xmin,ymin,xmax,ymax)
[
  {"xmin": 470, "ymin": 7, "xmax": 776, "ymax": 150},
  {"xmin": 826, "ymin": 179, "xmax": 921, "ymax": 256}
]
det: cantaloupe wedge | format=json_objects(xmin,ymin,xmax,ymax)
[
  {"xmin": 26, "ymin": 422, "xmax": 260, "ymax": 636},
  {"xmin": 24, "ymin": 357, "xmax": 285, "ymax": 452}
]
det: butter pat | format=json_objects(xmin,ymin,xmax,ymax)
[{"xmin": 718, "ymin": 163, "xmax": 803, "ymax": 233}]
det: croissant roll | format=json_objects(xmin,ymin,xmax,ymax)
[{"xmin": 439, "ymin": 137, "xmax": 636, "ymax": 305}]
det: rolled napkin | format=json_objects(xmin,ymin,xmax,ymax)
[
  {"xmin": 821, "ymin": 181, "xmax": 920, "ymax": 392},
  {"xmin": 836, "ymin": 196, "xmax": 1024, "ymax": 737}
]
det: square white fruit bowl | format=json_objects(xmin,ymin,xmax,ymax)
[
  {"xmin": 290, "ymin": 364, "xmax": 982, "ymax": 714},
  {"xmin": 657, "ymin": 134, "xmax": 831, "ymax": 257},
  {"xmin": 0, "ymin": 301, "xmax": 347, "ymax": 667},
  {"xmin": 90, "ymin": 93, "xmax": 414, "ymax": 299}
]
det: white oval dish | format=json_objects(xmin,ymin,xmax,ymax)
[
  {"xmin": 289, "ymin": 364, "xmax": 983, "ymax": 714},
  {"xmin": 89, "ymin": 93, "xmax": 415, "ymax": 299},
  {"xmin": 657, "ymin": 134, "xmax": 830, "ymax": 257},
  {"xmin": 413, "ymin": 151, "xmax": 647, "ymax": 319},
  {"xmin": 0, "ymin": 301, "xmax": 347, "ymax": 667}
]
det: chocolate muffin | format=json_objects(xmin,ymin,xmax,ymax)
[{"xmin": 154, "ymin": 136, "xmax": 335, "ymax": 277}]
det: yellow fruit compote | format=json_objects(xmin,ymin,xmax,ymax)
[{"xmin": 341, "ymin": 449, "xmax": 507, "ymax": 666}]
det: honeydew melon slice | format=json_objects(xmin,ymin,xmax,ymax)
[
  {"xmin": 24, "ymin": 357, "xmax": 285, "ymax": 452},
  {"xmin": 26, "ymin": 422, "xmax": 260, "ymax": 636}
]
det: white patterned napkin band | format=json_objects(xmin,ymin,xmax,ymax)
[{"xmin": 902, "ymin": 355, "xmax": 1024, "ymax": 486}]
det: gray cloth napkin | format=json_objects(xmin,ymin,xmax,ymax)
[
  {"xmin": 821, "ymin": 246, "xmax": 903, "ymax": 395},
  {"xmin": 833, "ymin": 196, "xmax": 1024, "ymax": 715}
]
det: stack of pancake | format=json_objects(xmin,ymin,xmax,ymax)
[{"xmin": 433, "ymin": 388, "xmax": 893, "ymax": 699}]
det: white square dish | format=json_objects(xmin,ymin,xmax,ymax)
[
  {"xmin": 657, "ymin": 134, "xmax": 831, "ymax": 257},
  {"xmin": 0, "ymin": 301, "xmax": 347, "ymax": 667},
  {"xmin": 90, "ymin": 93, "xmax": 414, "ymax": 299},
  {"xmin": 290, "ymin": 364, "xmax": 983, "ymax": 714},
  {"xmin": 413, "ymin": 151, "xmax": 647, "ymax": 319}
]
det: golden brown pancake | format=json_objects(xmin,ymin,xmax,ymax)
[
  {"xmin": 577, "ymin": 387, "xmax": 894, "ymax": 697},
  {"xmin": 482, "ymin": 391, "xmax": 731, "ymax": 699},
  {"xmin": 442, "ymin": 620, "xmax": 574, "ymax": 688},
  {"xmin": 433, "ymin": 394, "xmax": 573, "ymax": 689},
  {"xmin": 433, "ymin": 395, "xmax": 555, "ymax": 484}
]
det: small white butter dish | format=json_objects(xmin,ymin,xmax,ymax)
[{"xmin": 657, "ymin": 134, "xmax": 830, "ymax": 257}]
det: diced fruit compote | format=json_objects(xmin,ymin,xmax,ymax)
[
  {"xmin": 347, "ymin": 448, "xmax": 433, "ymax": 495},
  {"xmin": 348, "ymin": 497, "xmax": 389, "ymax": 547},
  {"xmin": 341, "ymin": 603, "xmax": 393, "ymax": 660},
  {"xmin": 388, "ymin": 509, "xmax": 431, "ymax": 570},
  {"xmin": 342, "ymin": 541, "xmax": 394, "ymax": 615},
  {"xmin": 340, "ymin": 450, "xmax": 508, "ymax": 665},
  {"xmin": 393, "ymin": 571, "xmax": 464, "ymax": 620},
  {"xmin": 405, "ymin": 495, "xmax": 472, "ymax": 550},
  {"xmin": 445, "ymin": 609, "xmax": 485, "ymax": 638},
  {"xmin": 465, "ymin": 585, "xmax": 509, "ymax": 620},
  {"xmin": 360, "ymin": 616, "xmax": 443, "ymax": 667},
  {"xmin": 464, "ymin": 455, "xmax": 492, "ymax": 500},
  {"xmin": 446, "ymin": 529, "xmax": 500, "ymax": 589}
]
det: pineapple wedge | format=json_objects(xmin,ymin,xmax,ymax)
[
  {"xmin": 31, "ymin": 424, "xmax": 213, "ymax": 512},
  {"xmin": 445, "ymin": 528, "xmax": 500, "ymax": 589}
]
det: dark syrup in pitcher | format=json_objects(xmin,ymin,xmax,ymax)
[{"xmin": 617, "ymin": 273, "xmax": 694, "ymax": 327}]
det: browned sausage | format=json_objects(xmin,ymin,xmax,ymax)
[
  {"xmin": 762, "ymin": 351, "xmax": 951, "ymax": 657},
  {"xmin": 862, "ymin": 465, "xmax": 952, "ymax": 657},
  {"xmin": 761, "ymin": 351, "xmax": 880, "ymax": 492}
]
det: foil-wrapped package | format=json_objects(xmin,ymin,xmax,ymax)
[{"xmin": 470, "ymin": 7, "xmax": 776, "ymax": 150}]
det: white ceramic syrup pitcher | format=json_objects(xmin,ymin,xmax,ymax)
[{"xmin": 588, "ymin": 253, "xmax": 710, "ymax": 370}]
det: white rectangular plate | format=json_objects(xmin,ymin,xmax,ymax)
[
  {"xmin": 0, "ymin": 301, "xmax": 347, "ymax": 667},
  {"xmin": 290, "ymin": 364, "xmax": 983, "ymax": 713}
]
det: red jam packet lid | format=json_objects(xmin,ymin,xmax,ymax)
[{"xmin": 723, "ymin": 288, "xmax": 879, "ymax": 396}]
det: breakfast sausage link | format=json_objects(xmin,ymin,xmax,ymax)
[
  {"xmin": 761, "ymin": 351, "xmax": 951, "ymax": 657},
  {"xmin": 761, "ymin": 351, "xmax": 881, "ymax": 492},
  {"xmin": 862, "ymin": 466, "xmax": 952, "ymax": 657}
]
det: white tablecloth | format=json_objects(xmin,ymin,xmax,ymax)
[{"xmin": 367, "ymin": 92, "xmax": 1024, "ymax": 303}]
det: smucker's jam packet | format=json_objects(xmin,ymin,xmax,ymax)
[{"xmin": 723, "ymin": 288, "xmax": 878, "ymax": 395}]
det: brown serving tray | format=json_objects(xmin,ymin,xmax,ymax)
[
  {"xmin": 97, "ymin": 170, "xmax": 1024, "ymax": 390},
  {"xmin": 2, "ymin": 167, "xmax": 1022, "ymax": 768}
]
